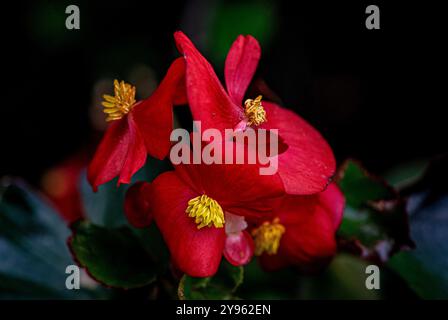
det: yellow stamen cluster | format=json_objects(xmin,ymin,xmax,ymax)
[
  {"xmin": 244, "ymin": 95, "xmax": 266, "ymax": 126},
  {"xmin": 101, "ymin": 80, "xmax": 137, "ymax": 122},
  {"xmin": 252, "ymin": 218, "xmax": 285, "ymax": 256},
  {"xmin": 186, "ymin": 195, "xmax": 225, "ymax": 229}
]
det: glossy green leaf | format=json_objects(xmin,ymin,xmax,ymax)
[{"xmin": 69, "ymin": 220, "xmax": 156, "ymax": 289}]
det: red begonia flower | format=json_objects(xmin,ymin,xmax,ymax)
[
  {"xmin": 87, "ymin": 58, "xmax": 186, "ymax": 191},
  {"xmin": 250, "ymin": 183, "xmax": 344, "ymax": 272},
  {"xmin": 174, "ymin": 31, "xmax": 335, "ymax": 195},
  {"xmin": 148, "ymin": 158, "xmax": 284, "ymax": 277}
]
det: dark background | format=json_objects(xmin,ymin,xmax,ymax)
[{"xmin": 1, "ymin": 0, "xmax": 445, "ymax": 185}]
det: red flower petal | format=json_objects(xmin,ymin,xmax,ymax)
[
  {"xmin": 174, "ymin": 31, "xmax": 243, "ymax": 132},
  {"xmin": 124, "ymin": 181, "xmax": 153, "ymax": 228},
  {"xmin": 133, "ymin": 58, "xmax": 186, "ymax": 160},
  {"xmin": 87, "ymin": 113, "xmax": 147, "ymax": 192},
  {"xmin": 260, "ymin": 183, "xmax": 345, "ymax": 271},
  {"xmin": 173, "ymin": 74, "xmax": 188, "ymax": 106},
  {"xmin": 224, "ymin": 35, "xmax": 261, "ymax": 106},
  {"xmin": 174, "ymin": 159, "xmax": 285, "ymax": 219},
  {"xmin": 318, "ymin": 183, "xmax": 345, "ymax": 231},
  {"xmin": 223, "ymin": 230, "xmax": 254, "ymax": 266},
  {"xmin": 260, "ymin": 101, "xmax": 336, "ymax": 195},
  {"xmin": 150, "ymin": 171, "xmax": 225, "ymax": 277}
]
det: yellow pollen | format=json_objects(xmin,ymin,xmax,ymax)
[
  {"xmin": 244, "ymin": 95, "xmax": 266, "ymax": 126},
  {"xmin": 101, "ymin": 80, "xmax": 137, "ymax": 122},
  {"xmin": 186, "ymin": 195, "xmax": 225, "ymax": 229},
  {"xmin": 252, "ymin": 218, "xmax": 285, "ymax": 256}
]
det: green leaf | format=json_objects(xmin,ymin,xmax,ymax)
[
  {"xmin": 388, "ymin": 251, "xmax": 448, "ymax": 299},
  {"xmin": 0, "ymin": 179, "xmax": 104, "ymax": 299},
  {"xmin": 178, "ymin": 261, "xmax": 244, "ymax": 300},
  {"xmin": 336, "ymin": 160, "xmax": 413, "ymax": 261},
  {"xmin": 338, "ymin": 160, "xmax": 394, "ymax": 209},
  {"xmin": 69, "ymin": 220, "xmax": 156, "ymax": 289}
]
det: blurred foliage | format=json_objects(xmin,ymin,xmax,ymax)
[
  {"xmin": 388, "ymin": 164, "xmax": 448, "ymax": 299},
  {"xmin": 178, "ymin": 262, "xmax": 243, "ymax": 300},
  {"xmin": 338, "ymin": 160, "xmax": 393, "ymax": 208},
  {"xmin": 384, "ymin": 160, "xmax": 429, "ymax": 191},
  {"xmin": 238, "ymin": 254, "xmax": 382, "ymax": 300},
  {"xmin": 388, "ymin": 252, "xmax": 448, "ymax": 299},
  {"xmin": 207, "ymin": 0, "xmax": 277, "ymax": 65},
  {"xmin": 297, "ymin": 254, "xmax": 381, "ymax": 300},
  {"xmin": 29, "ymin": 1, "xmax": 84, "ymax": 50},
  {"xmin": 336, "ymin": 160, "xmax": 414, "ymax": 261},
  {"xmin": 0, "ymin": 179, "xmax": 107, "ymax": 299}
]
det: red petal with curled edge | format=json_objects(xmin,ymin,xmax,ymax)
[
  {"xmin": 174, "ymin": 31, "xmax": 244, "ymax": 133},
  {"xmin": 225, "ymin": 35, "xmax": 261, "ymax": 106},
  {"xmin": 133, "ymin": 57, "xmax": 186, "ymax": 160},
  {"xmin": 259, "ymin": 183, "xmax": 345, "ymax": 271},
  {"xmin": 260, "ymin": 101, "xmax": 336, "ymax": 195},
  {"xmin": 124, "ymin": 181, "xmax": 153, "ymax": 228},
  {"xmin": 87, "ymin": 113, "xmax": 147, "ymax": 192},
  {"xmin": 150, "ymin": 171, "xmax": 225, "ymax": 277},
  {"xmin": 223, "ymin": 230, "xmax": 254, "ymax": 266}
]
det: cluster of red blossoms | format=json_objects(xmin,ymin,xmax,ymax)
[{"xmin": 88, "ymin": 31, "xmax": 345, "ymax": 277}]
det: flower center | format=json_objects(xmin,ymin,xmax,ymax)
[
  {"xmin": 186, "ymin": 194, "xmax": 225, "ymax": 229},
  {"xmin": 244, "ymin": 95, "xmax": 266, "ymax": 126},
  {"xmin": 101, "ymin": 80, "xmax": 137, "ymax": 122},
  {"xmin": 252, "ymin": 218, "xmax": 285, "ymax": 255}
]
